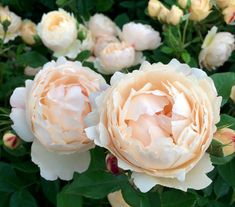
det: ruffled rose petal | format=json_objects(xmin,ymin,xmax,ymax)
[
  {"xmin": 10, "ymin": 87, "xmax": 26, "ymax": 109},
  {"xmin": 31, "ymin": 139, "xmax": 91, "ymax": 181},
  {"xmin": 132, "ymin": 153, "xmax": 213, "ymax": 192},
  {"xmin": 10, "ymin": 108, "xmax": 34, "ymax": 142}
]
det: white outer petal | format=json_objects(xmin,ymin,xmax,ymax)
[
  {"xmin": 10, "ymin": 87, "xmax": 26, "ymax": 109},
  {"xmin": 31, "ymin": 139, "xmax": 91, "ymax": 181},
  {"xmin": 10, "ymin": 108, "xmax": 34, "ymax": 142},
  {"xmin": 132, "ymin": 153, "xmax": 214, "ymax": 192}
]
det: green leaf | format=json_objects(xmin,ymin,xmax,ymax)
[
  {"xmin": 114, "ymin": 13, "xmax": 130, "ymax": 28},
  {"xmin": 0, "ymin": 191, "xmax": 10, "ymax": 206},
  {"xmin": 17, "ymin": 51, "xmax": 48, "ymax": 68},
  {"xmin": 3, "ymin": 145, "xmax": 28, "ymax": 157},
  {"xmin": 64, "ymin": 171, "xmax": 128, "ymax": 199},
  {"xmin": 162, "ymin": 190, "xmax": 198, "ymax": 207},
  {"xmin": 57, "ymin": 188, "xmax": 82, "ymax": 207},
  {"xmin": 41, "ymin": 178, "xmax": 60, "ymax": 205},
  {"xmin": 214, "ymin": 176, "xmax": 230, "ymax": 198},
  {"xmin": 12, "ymin": 162, "xmax": 38, "ymax": 173},
  {"xmin": 217, "ymin": 114, "xmax": 235, "ymax": 130},
  {"xmin": 210, "ymin": 153, "xmax": 235, "ymax": 165},
  {"xmin": 0, "ymin": 162, "xmax": 24, "ymax": 192},
  {"xmin": 87, "ymin": 147, "xmax": 106, "ymax": 171},
  {"xmin": 76, "ymin": 50, "xmax": 91, "ymax": 62},
  {"xmin": 181, "ymin": 52, "xmax": 191, "ymax": 64},
  {"xmin": 211, "ymin": 72, "xmax": 235, "ymax": 105},
  {"xmin": 9, "ymin": 190, "xmax": 37, "ymax": 207},
  {"xmin": 161, "ymin": 46, "xmax": 173, "ymax": 54},
  {"xmin": 95, "ymin": 0, "xmax": 114, "ymax": 12},
  {"xmin": 122, "ymin": 183, "xmax": 161, "ymax": 207},
  {"xmin": 218, "ymin": 158, "xmax": 235, "ymax": 188}
]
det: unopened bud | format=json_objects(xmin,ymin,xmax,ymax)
[
  {"xmin": 106, "ymin": 153, "xmax": 120, "ymax": 174},
  {"xmin": 214, "ymin": 128, "xmax": 235, "ymax": 156},
  {"xmin": 148, "ymin": 0, "xmax": 162, "ymax": 18},
  {"xmin": 230, "ymin": 85, "xmax": 235, "ymax": 103},
  {"xmin": 3, "ymin": 132, "xmax": 21, "ymax": 149}
]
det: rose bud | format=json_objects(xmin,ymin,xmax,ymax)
[
  {"xmin": 230, "ymin": 85, "xmax": 235, "ymax": 102},
  {"xmin": 223, "ymin": 5, "xmax": 235, "ymax": 24},
  {"xmin": 178, "ymin": 0, "xmax": 188, "ymax": 9},
  {"xmin": 199, "ymin": 26, "xmax": 235, "ymax": 70},
  {"xmin": 158, "ymin": 5, "xmax": 170, "ymax": 22},
  {"xmin": 20, "ymin": 19, "xmax": 37, "ymax": 45},
  {"xmin": 148, "ymin": 0, "xmax": 162, "ymax": 18},
  {"xmin": 106, "ymin": 153, "xmax": 120, "ymax": 174},
  {"xmin": 0, "ymin": 5, "xmax": 22, "ymax": 43},
  {"xmin": 108, "ymin": 191, "xmax": 130, "ymax": 207},
  {"xmin": 3, "ymin": 132, "xmax": 21, "ymax": 149},
  {"xmin": 189, "ymin": 0, "xmax": 212, "ymax": 22},
  {"xmin": 214, "ymin": 128, "xmax": 235, "ymax": 156},
  {"xmin": 167, "ymin": 5, "xmax": 184, "ymax": 25}
]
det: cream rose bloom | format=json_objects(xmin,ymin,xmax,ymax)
[
  {"xmin": 223, "ymin": 5, "xmax": 235, "ymax": 24},
  {"xmin": 108, "ymin": 191, "xmax": 130, "ymax": 207},
  {"xmin": 199, "ymin": 26, "xmax": 235, "ymax": 70},
  {"xmin": 167, "ymin": 5, "xmax": 184, "ymax": 25},
  {"xmin": 88, "ymin": 14, "xmax": 118, "ymax": 38},
  {"xmin": 37, "ymin": 9, "xmax": 80, "ymax": 59},
  {"xmin": 189, "ymin": 0, "xmax": 212, "ymax": 21},
  {"xmin": 0, "ymin": 6, "xmax": 22, "ymax": 43},
  {"xmin": 94, "ymin": 42, "xmax": 143, "ymax": 74},
  {"xmin": 85, "ymin": 59, "xmax": 221, "ymax": 192},
  {"xmin": 10, "ymin": 57, "xmax": 107, "ymax": 181},
  {"xmin": 121, "ymin": 22, "xmax": 161, "ymax": 51},
  {"xmin": 20, "ymin": 19, "xmax": 37, "ymax": 45}
]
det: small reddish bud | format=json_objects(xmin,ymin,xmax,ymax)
[
  {"xmin": 3, "ymin": 132, "xmax": 21, "ymax": 149},
  {"xmin": 106, "ymin": 153, "xmax": 120, "ymax": 174}
]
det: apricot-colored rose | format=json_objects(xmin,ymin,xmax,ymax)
[
  {"xmin": 10, "ymin": 57, "xmax": 107, "ymax": 180},
  {"xmin": 85, "ymin": 59, "xmax": 221, "ymax": 192}
]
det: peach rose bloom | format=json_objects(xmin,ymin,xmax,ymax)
[
  {"xmin": 10, "ymin": 57, "xmax": 107, "ymax": 180},
  {"xmin": 108, "ymin": 191, "xmax": 130, "ymax": 207},
  {"xmin": 94, "ymin": 42, "xmax": 142, "ymax": 74},
  {"xmin": 216, "ymin": 0, "xmax": 233, "ymax": 9},
  {"xmin": 85, "ymin": 59, "xmax": 221, "ymax": 192},
  {"xmin": 189, "ymin": 0, "xmax": 212, "ymax": 21},
  {"xmin": 20, "ymin": 19, "xmax": 37, "ymax": 45},
  {"xmin": 121, "ymin": 22, "xmax": 161, "ymax": 51},
  {"xmin": 214, "ymin": 128, "xmax": 235, "ymax": 156}
]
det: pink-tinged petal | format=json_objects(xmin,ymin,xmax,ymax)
[
  {"xmin": 10, "ymin": 87, "xmax": 26, "ymax": 109},
  {"xmin": 10, "ymin": 108, "xmax": 34, "ymax": 142},
  {"xmin": 172, "ymin": 93, "xmax": 191, "ymax": 118},
  {"xmin": 31, "ymin": 139, "xmax": 91, "ymax": 181},
  {"xmin": 132, "ymin": 153, "xmax": 213, "ymax": 192},
  {"xmin": 110, "ymin": 72, "xmax": 125, "ymax": 86},
  {"xmin": 126, "ymin": 94, "xmax": 168, "ymax": 121}
]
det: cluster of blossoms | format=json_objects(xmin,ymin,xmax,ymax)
[
  {"xmin": 0, "ymin": 5, "xmax": 37, "ymax": 44},
  {"xmin": 2, "ymin": 2, "xmax": 235, "ymax": 206},
  {"xmin": 148, "ymin": 0, "xmax": 235, "ymax": 25}
]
